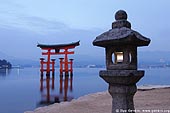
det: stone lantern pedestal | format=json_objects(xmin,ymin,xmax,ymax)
[{"xmin": 100, "ymin": 70, "xmax": 144, "ymax": 113}]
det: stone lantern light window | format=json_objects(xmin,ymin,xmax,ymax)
[{"xmin": 114, "ymin": 52, "xmax": 123, "ymax": 63}]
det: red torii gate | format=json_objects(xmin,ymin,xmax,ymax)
[{"xmin": 37, "ymin": 41, "xmax": 80, "ymax": 76}]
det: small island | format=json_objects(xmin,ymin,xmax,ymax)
[{"xmin": 0, "ymin": 59, "xmax": 12, "ymax": 69}]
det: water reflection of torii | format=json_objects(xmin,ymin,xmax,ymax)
[{"xmin": 39, "ymin": 75, "xmax": 73, "ymax": 105}]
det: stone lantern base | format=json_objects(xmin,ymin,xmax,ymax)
[{"xmin": 100, "ymin": 70, "xmax": 144, "ymax": 113}]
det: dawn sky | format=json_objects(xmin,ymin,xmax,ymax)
[{"xmin": 0, "ymin": 0, "xmax": 170, "ymax": 60}]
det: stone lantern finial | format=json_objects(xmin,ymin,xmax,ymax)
[
  {"xmin": 112, "ymin": 10, "xmax": 131, "ymax": 29},
  {"xmin": 115, "ymin": 10, "xmax": 127, "ymax": 20}
]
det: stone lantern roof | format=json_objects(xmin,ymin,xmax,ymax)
[{"xmin": 93, "ymin": 10, "xmax": 151, "ymax": 47}]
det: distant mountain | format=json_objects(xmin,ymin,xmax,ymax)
[
  {"xmin": 138, "ymin": 51, "xmax": 170, "ymax": 65},
  {"xmin": 0, "ymin": 50, "xmax": 170, "ymax": 67},
  {"xmin": 73, "ymin": 54, "xmax": 105, "ymax": 66},
  {"xmin": 0, "ymin": 51, "xmax": 39, "ymax": 67},
  {"xmin": 9, "ymin": 58, "xmax": 39, "ymax": 67},
  {"xmin": 70, "ymin": 51, "xmax": 170, "ymax": 67},
  {"xmin": 74, "ymin": 51, "xmax": 170, "ymax": 66},
  {"xmin": 0, "ymin": 51, "xmax": 14, "ymax": 60}
]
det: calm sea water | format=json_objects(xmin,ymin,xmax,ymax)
[{"xmin": 0, "ymin": 67, "xmax": 170, "ymax": 113}]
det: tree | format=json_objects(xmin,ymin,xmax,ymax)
[{"xmin": 0, "ymin": 59, "xmax": 12, "ymax": 69}]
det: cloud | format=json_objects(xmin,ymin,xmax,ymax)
[
  {"xmin": 0, "ymin": 0, "xmax": 70, "ymax": 34},
  {"xmin": 18, "ymin": 16, "xmax": 69, "ymax": 32},
  {"xmin": 0, "ymin": 13, "xmax": 70, "ymax": 34}
]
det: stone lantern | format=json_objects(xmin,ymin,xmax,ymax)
[{"xmin": 93, "ymin": 10, "xmax": 150, "ymax": 113}]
